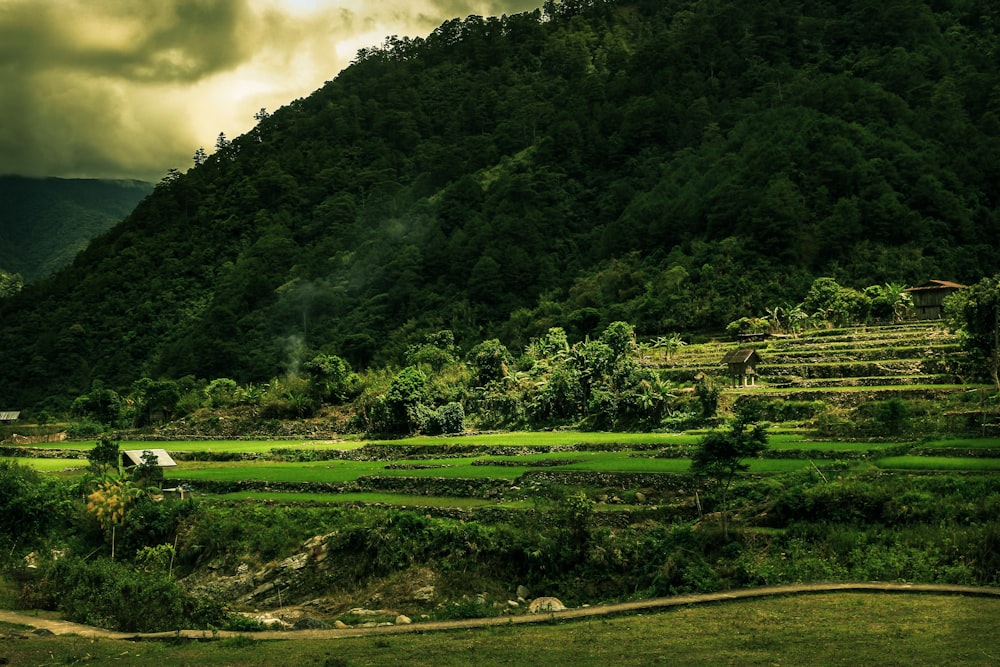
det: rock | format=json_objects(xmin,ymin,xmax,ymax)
[
  {"xmin": 507, "ymin": 600, "xmax": 519, "ymax": 608},
  {"xmin": 293, "ymin": 617, "xmax": 330, "ymax": 630},
  {"xmin": 516, "ymin": 585, "xmax": 531, "ymax": 600},
  {"xmin": 635, "ymin": 491, "xmax": 646, "ymax": 503},
  {"xmin": 251, "ymin": 582, "xmax": 275, "ymax": 597},
  {"xmin": 334, "ymin": 620, "xmax": 349, "ymax": 629},
  {"xmin": 528, "ymin": 597, "xmax": 566, "ymax": 614},
  {"xmin": 257, "ymin": 616, "xmax": 293, "ymax": 630},
  {"xmin": 395, "ymin": 615, "xmax": 412, "ymax": 625},
  {"xmin": 410, "ymin": 585, "xmax": 435, "ymax": 602},
  {"xmin": 31, "ymin": 628, "xmax": 54, "ymax": 636}
]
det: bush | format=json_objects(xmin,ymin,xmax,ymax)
[
  {"xmin": 426, "ymin": 402, "xmax": 465, "ymax": 435},
  {"xmin": 32, "ymin": 556, "xmax": 226, "ymax": 632},
  {"xmin": 0, "ymin": 461, "xmax": 74, "ymax": 561}
]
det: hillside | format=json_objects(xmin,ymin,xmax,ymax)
[
  {"xmin": 0, "ymin": 176, "xmax": 152, "ymax": 282},
  {"xmin": 1, "ymin": 0, "xmax": 999, "ymax": 408}
]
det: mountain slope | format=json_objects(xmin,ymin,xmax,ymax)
[
  {"xmin": 0, "ymin": 176, "xmax": 152, "ymax": 282},
  {"xmin": 1, "ymin": 0, "xmax": 998, "ymax": 409}
]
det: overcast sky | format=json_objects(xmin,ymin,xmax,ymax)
[{"xmin": 0, "ymin": 0, "xmax": 540, "ymax": 182}]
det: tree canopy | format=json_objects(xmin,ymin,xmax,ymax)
[{"xmin": 1, "ymin": 0, "xmax": 998, "ymax": 409}]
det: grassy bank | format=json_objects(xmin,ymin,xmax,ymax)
[{"xmin": 2, "ymin": 593, "xmax": 997, "ymax": 666}]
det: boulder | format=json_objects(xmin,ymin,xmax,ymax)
[
  {"xmin": 395, "ymin": 614, "xmax": 412, "ymax": 625},
  {"xmin": 528, "ymin": 597, "xmax": 566, "ymax": 613},
  {"xmin": 293, "ymin": 617, "xmax": 330, "ymax": 630}
]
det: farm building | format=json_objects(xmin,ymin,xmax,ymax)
[
  {"xmin": 721, "ymin": 349, "xmax": 762, "ymax": 387},
  {"xmin": 0, "ymin": 411, "xmax": 20, "ymax": 422},
  {"xmin": 905, "ymin": 280, "xmax": 966, "ymax": 319},
  {"xmin": 122, "ymin": 448, "xmax": 177, "ymax": 470}
]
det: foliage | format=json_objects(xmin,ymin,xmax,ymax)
[
  {"xmin": 2, "ymin": 0, "xmax": 1000, "ymax": 408},
  {"xmin": 691, "ymin": 409, "xmax": 769, "ymax": 536},
  {"xmin": 0, "ymin": 176, "xmax": 152, "ymax": 283},
  {"xmin": 945, "ymin": 275, "xmax": 1000, "ymax": 387},
  {"xmin": 132, "ymin": 449, "xmax": 165, "ymax": 487},
  {"xmin": 70, "ymin": 382, "xmax": 124, "ymax": 428},
  {"xmin": 303, "ymin": 354, "xmax": 359, "ymax": 404},
  {"xmin": 0, "ymin": 269, "xmax": 23, "ymax": 298},
  {"xmin": 86, "ymin": 478, "xmax": 143, "ymax": 531},
  {"xmin": 30, "ymin": 555, "xmax": 226, "ymax": 632},
  {"xmin": 0, "ymin": 460, "xmax": 73, "ymax": 561},
  {"xmin": 694, "ymin": 375, "xmax": 720, "ymax": 420},
  {"xmin": 86, "ymin": 437, "xmax": 120, "ymax": 475}
]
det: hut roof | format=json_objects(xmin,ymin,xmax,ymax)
[
  {"xmin": 0, "ymin": 411, "xmax": 20, "ymax": 421},
  {"xmin": 122, "ymin": 449, "xmax": 177, "ymax": 468},
  {"xmin": 905, "ymin": 280, "xmax": 966, "ymax": 292},
  {"xmin": 721, "ymin": 349, "xmax": 761, "ymax": 365}
]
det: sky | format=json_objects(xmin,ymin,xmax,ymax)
[{"xmin": 0, "ymin": 0, "xmax": 541, "ymax": 183}]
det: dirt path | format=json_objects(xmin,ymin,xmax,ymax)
[{"xmin": 2, "ymin": 582, "xmax": 998, "ymax": 642}]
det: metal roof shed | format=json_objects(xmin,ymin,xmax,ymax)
[{"xmin": 121, "ymin": 448, "xmax": 177, "ymax": 469}]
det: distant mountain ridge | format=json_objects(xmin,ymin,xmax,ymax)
[
  {"xmin": 0, "ymin": 176, "xmax": 152, "ymax": 282},
  {"xmin": 0, "ymin": 0, "xmax": 998, "ymax": 408}
]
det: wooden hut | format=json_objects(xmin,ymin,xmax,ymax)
[
  {"xmin": 905, "ymin": 280, "xmax": 966, "ymax": 320},
  {"xmin": 721, "ymin": 349, "xmax": 762, "ymax": 387},
  {"xmin": 122, "ymin": 448, "xmax": 176, "ymax": 471}
]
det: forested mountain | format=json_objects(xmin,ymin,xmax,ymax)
[
  {"xmin": 0, "ymin": 176, "xmax": 152, "ymax": 282},
  {"xmin": 1, "ymin": 0, "xmax": 999, "ymax": 409}
]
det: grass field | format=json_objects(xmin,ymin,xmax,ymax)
[
  {"xmin": 11, "ymin": 431, "xmax": 1000, "ymax": 481},
  {"xmin": 217, "ymin": 490, "xmax": 507, "ymax": 507},
  {"xmin": 875, "ymin": 456, "xmax": 1000, "ymax": 471},
  {"xmin": 161, "ymin": 451, "xmax": 831, "ymax": 484},
  {"xmin": 1, "ymin": 593, "xmax": 997, "ymax": 666}
]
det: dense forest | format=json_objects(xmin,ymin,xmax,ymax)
[
  {"xmin": 0, "ymin": 176, "xmax": 152, "ymax": 283},
  {"xmin": 1, "ymin": 0, "xmax": 999, "ymax": 410}
]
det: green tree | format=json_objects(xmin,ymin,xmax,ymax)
[
  {"xmin": 945, "ymin": 276, "xmax": 1000, "ymax": 388},
  {"xmin": 694, "ymin": 375, "xmax": 721, "ymax": 420},
  {"xmin": 87, "ymin": 437, "xmax": 120, "ymax": 476},
  {"xmin": 0, "ymin": 269, "xmax": 24, "ymax": 298},
  {"xmin": 132, "ymin": 450, "xmax": 165, "ymax": 488},
  {"xmin": 380, "ymin": 366, "xmax": 429, "ymax": 434},
  {"xmin": 303, "ymin": 354, "xmax": 359, "ymax": 404},
  {"xmin": 71, "ymin": 382, "xmax": 124, "ymax": 428},
  {"xmin": 468, "ymin": 338, "xmax": 514, "ymax": 386},
  {"xmin": 690, "ymin": 409, "xmax": 768, "ymax": 537}
]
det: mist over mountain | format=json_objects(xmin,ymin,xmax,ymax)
[
  {"xmin": 1, "ymin": 0, "xmax": 998, "ymax": 409},
  {"xmin": 0, "ymin": 176, "xmax": 152, "ymax": 282}
]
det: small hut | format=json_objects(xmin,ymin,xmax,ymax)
[
  {"xmin": 0, "ymin": 411, "xmax": 20, "ymax": 422},
  {"xmin": 122, "ymin": 449, "xmax": 176, "ymax": 487},
  {"xmin": 721, "ymin": 349, "xmax": 762, "ymax": 387},
  {"xmin": 905, "ymin": 280, "xmax": 966, "ymax": 320},
  {"xmin": 122, "ymin": 448, "xmax": 177, "ymax": 470}
]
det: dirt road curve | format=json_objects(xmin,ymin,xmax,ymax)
[{"xmin": 2, "ymin": 582, "xmax": 998, "ymax": 642}]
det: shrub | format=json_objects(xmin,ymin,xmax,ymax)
[{"xmin": 33, "ymin": 556, "xmax": 226, "ymax": 632}]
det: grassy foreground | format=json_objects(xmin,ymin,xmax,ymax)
[{"xmin": 2, "ymin": 593, "xmax": 998, "ymax": 666}]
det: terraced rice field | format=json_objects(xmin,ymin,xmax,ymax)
[{"xmin": 6, "ymin": 323, "xmax": 999, "ymax": 508}]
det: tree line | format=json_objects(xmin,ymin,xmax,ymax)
[{"xmin": 0, "ymin": 0, "xmax": 998, "ymax": 410}]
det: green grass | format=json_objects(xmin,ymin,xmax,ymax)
[
  {"xmin": 1, "ymin": 594, "xmax": 997, "ymax": 666},
  {"xmin": 876, "ymin": 456, "xmax": 1000, "ymax": 471},
  {"xmin": 4, "ymin": 457, "xmax": 85, "ymax": 472},
  {"xmin": 215, "ymin": 490, "xmax": 499, "ymax": 507},
  {"xmin": 166, "ymin": 451, "xmax": 825, "ymax": 485},
  {"xmin": 919, "ymin": 438, "xmax": 1000, "ymax": 449},
  {"xmin": 374, "ymin": 431, "xmax": 703, "ymax": 447},
  {"xmin": 22, "ymin": 439, "xmax": 364, "ymax": 453}
]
